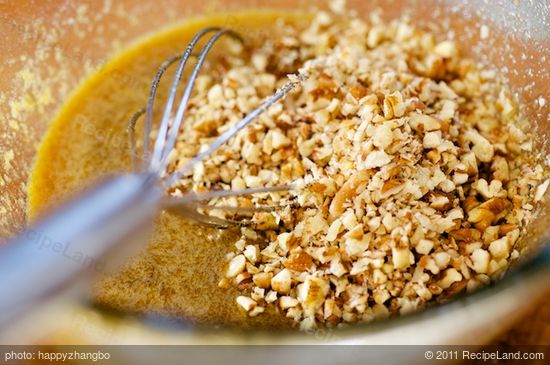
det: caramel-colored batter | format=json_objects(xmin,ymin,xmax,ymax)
[{"xmin": 27, "ymin": 11, "xmax": 304, "ymax": 330}]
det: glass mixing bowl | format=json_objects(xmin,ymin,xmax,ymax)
[{"xmin": 0, "ymin": 0, "xmax": 549, "ymax": 359}]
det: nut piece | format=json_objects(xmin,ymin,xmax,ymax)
[
  {"xmin": 284, "ymin": 251, "xmax": 314, "ymax": 271},
  {"xmin": 415, "ymin": 239, "xmax": 434, "ymax": 255},
  {"xmin": 468, "ymin": 197, "xmax": 511, "ymax": 229},
  {"xmin": 226, "ymin": 255, "xmax": 246, "ymax": 278},
  {"xmin": 434, "ymin": 40, "xmax": 458, "ymax": 58},
  {"xmin": 345, "ymin": 235, "xmax": 370, "ymax": 257},
  {"xmin": 489, "ymin": 237, "xmax": 510, "ymax": 259},
  {"xmin": 244, "ymin": 245, "xmax": 260, "ymax": 263},
  {"xmin": 392, "ymin": 247, "xmax": 414, "ymax": 269},
  {"xmin": 277, "ymin": 232, "xmax": 294, "ymax": 254},
  {"xmin": 236, "ymin": 296, "xmax": 257, "ymax": 311},
  {"xmin": 373, "ymin": 123, "xmax": 394, "ymax": 149},
  {"xmin": 535, "ymin": 179, "xmax": 549, "ymax": 202},
  {"xmin": 423, "ymin": 131, "xmax": 442, "ymax": 149},
  {"xmin": 279, "ymin": 296, "xmax": 300, "ymax": 309},
  {"xmin": 364, "ymin": 150, "xmax": 392, "ymax": 169},
  {"xmin": 329, "ymin": 170, "xmax": 370, "ymax": 217},
  {"xmin": 270, "ymin": 130, "xmax": 291, "ymax": 149},
  {"xmin": 409, "ymin": 113, "xmax": 441, "ymax": 131},
  {"xmin": 329, "ymin": 257, "xmax": 347, "ymax": 277},
  {"xmin": 179, "ymin": 12, "xmax": 547, "ymax": 329},
  {"xmin": 471, "ymin": 248, "xmax": 490, "ymax": 274},
  {"xmin": 437, "ymin": 268, "xmax": 462, "ymax": 289},
  {"xmin": 383, "ymin": 91, "xmax": 405, "ymax": 119},
  {"xmin": 491, "ymin": 156, "xmax": 509, "ymax": 182},
  {"xmin": 326, "ymin": 219, "xmax": 342, "ymax": 242},
  {"xmin": 373, "ymin": 288, "xmax": 391, "ymax": 304},
  {"xmin": 465, "ymin": 129, "xmax": 494, "ymax": 162},
  {"xmin": 433, "ymin": 252, "xmax": 451, "ymax": 269},
  {"xmin": 450, "ymin": 228, "xmax": 481, "ymax": 243},
  {"xmin": 271, "ymin": 268, "xmax": 292, "ymax": 294},
  {"xmin": 253, "ymin": 272, "xmax": 273, "ymax": 289},
  {"xmin": 460, "ymin": 152, "xmax": 479, "ymax": 176},
  {"xmin": 381, "ymin": 179, "xmax": 405, "ymax": 198},
  {"xmin": 297, "ymin": 276, "xmax": 330, "ymax": 316},
  {"xmin": 473, "ymin": 179, "xmax": 502, "ymax": 199},
  {"xmin": 249, "ymin": 306, "xmax": 265, "ymax": 317},
  {"xmin": 439, "ymin": 100, "xmax": 457, "ymax": 121}
]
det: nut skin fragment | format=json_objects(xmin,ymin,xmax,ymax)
[
  {"xmin": 460, "ymin": 152, "xmax": 479, "ymax": 176},
  {"xmin": 284, "ymin": 251, "xmax": 314, "ymax": 271},
  {"xmin": 467, "ymin": 197, "xmax": 511, "ymax": 230},
  {"xmin": 499, "ymin": 224, "xmax": 517, "ymax": 236},
  {"xmin": 381, "ymin": 179, "xmax": 405, "ymax": 198},
  {"xmin": 253, "ymin": 272, "xmax": 273, "ymax": 289},
  {"xmin": 329, "ymin": 170, "xmax": 370, "ymax": 217},
  {"xmin": 450, "ymin": 228, "xmax": 481, "ymax": 243},
  {"xmin": 463, "ymin": 196, "xmax": 480, "ymax": 213},
  {"xmin": 218, "ymin": 278, "xmax": 231, "ymax": 289}
]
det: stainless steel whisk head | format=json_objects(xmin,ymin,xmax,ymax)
[{"xmin": 127, "ymin": 27, "xmax": 304, "ymax": 227}]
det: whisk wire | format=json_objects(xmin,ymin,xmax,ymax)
[
  {"xmin": 164, "ymin": 185, "xmax": 294, "ymax": 206},
  {"xmin": 157, "ymin": 28, "xmax": 242, "ymax": 172},
  {"xmin": 142, "ymin": 53, "xmax": 184, "ymax": 166},
  {"xmin": 148, "ymin": 27, "xmax": 219, "ymax": 170},
  {"xmin": 127, "ymin": 108, "xmax": 145, "ymax": 170},
  {"xmin": 150, "ymin": 27, "xmax": 230, "ymax": 172}
]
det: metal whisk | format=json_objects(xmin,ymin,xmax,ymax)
[
  {"xmin": 0, "ymin": 27, "xmax": 304, "ymax": 331},
  {"xmin": 126, "ymin": 26, "xmax": 301, "ymax": 227}
]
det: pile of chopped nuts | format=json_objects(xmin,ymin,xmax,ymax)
[{"xmin": 167, "ymin": 8, "xmax": 549, "ymax": 330}]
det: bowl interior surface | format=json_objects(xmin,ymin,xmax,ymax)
[{"xmin": 0, "ymin": 0, "xmax": 548, "ymax": 343}]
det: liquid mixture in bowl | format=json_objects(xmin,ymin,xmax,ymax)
[{"xmin": 27, "ymin": 8, "xmax": 549, "ymax": 331}]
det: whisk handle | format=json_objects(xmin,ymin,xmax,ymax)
[{"xmin": 0, "ymin": 174, "xmax": 161, "ymax": 331}]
